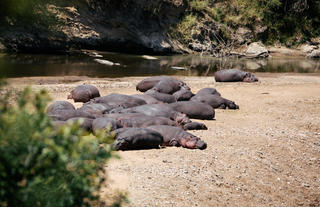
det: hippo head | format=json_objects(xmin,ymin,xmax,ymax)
[
  {"xmin": 243, "ymin": 73, "xmax": 258, "ymax": 82},
  {"xmin": 112, "ymin": 139, "xmax": 128, "ymax": 150},
  {"xmin": 180, "ymin": 136, "xmax": 207, "ymax": 150},
  {"xmin": 174, "ymin": 112, "xmax": 191, "ymax": 125},
  {"xmin": 227, "ymin": 101, "xmax": 239, "ymax": 110}
]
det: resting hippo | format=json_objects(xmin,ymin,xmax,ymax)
[
  {"xmin": 78, "ymin": 103, "xmax": 117, "ymax": 114},
  {"xmin": 173, "ymin": 88, "xmax": 194, "ymax": 101},
  {"xmin": 183, "ymin": 122, "xmax": 208, "ymax": 130},
  {"xmin": 196, "ymin": 88, "xmax": 221, "ymax": 96},
  {"xmin": 113, "ymin": 128, "xmax": 163, "ymax": 150},
  {"xmin": 114, "ymin": 104, "xmax": 191, "ymax": 125},
  {"xmin": 147, "ymin": 125, "xmax": 207, "ymax": 150},
  {"xmin": 51, "ymin": 117, "xmax": 93, "ymax": 131},
  {"xmin": 169, "ymin": 101, "xmax": 215, "ymax": 120},
  {"xmin": 136, "ymin": 76, "xmax": 189, "ymax": 92},
  {"xmin": 215, "ymin": 69, "xmax": 258, "ymax": 82},
  {"xmin": 67, "ymin": 84, "xmax": 100, "ymax": 103},
  {"xmin": 67, "ymin": 117, "xmax": 93, "ymax": 131},
  {"xmin": 145, "ymin": 89, "xmax": 176, "ymax": 103},
  {"xmin": 48, "ymin": 105, "xmax": 103, "ymax": 121},
  {"xmin": 151, "ymin": 79, "xmax": 182, "ymax": 94},
  {"xmin": 46, "ymin": 101, "xmax": 75, "ymax": 114},
  {"xmin": 191, "ymin": 94, "xmax": 239, "ymax": 109},
  {"xmin": 90, "ymin": 93, "xmax": 147, "ymax": 109},
  {"xmin": 131, "ymin": 94, "xmax": 162, "ymax": 104},
  {"xmin": 104, "ymin": 113, "xmax": 178, "ymax": 128},
  {"xmin": 92, "ymin": 117, "xmax": 122, "ymax": 132}
]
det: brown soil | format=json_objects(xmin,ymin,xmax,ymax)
[{"xmin": 8, "ymin": 73, "xmax": 320, "ymax": 207}]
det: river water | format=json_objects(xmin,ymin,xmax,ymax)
[{"xmin": 0, "ymin": 51, "xmax": 319, "ymax": 78}]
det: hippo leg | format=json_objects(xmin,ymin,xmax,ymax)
[{"xmin": 218, "ymin": 104, "xmax": 226, "ymax": 109}]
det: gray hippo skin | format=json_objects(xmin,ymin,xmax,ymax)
[
  {"xmin": 183, "ymin": 122, "xmax": 208, "ymax": 130},
  {"xmin": 152, "ymin": 79, "xmax": 182, "ymax": 94},
  {"xmin": 215, "ymin": 69, "xmax": 258, "ymax": 82},
  {"xmin": 136, "ymin": 76, "xmax": 189, "ymax": 92},
  {"xmin": 169, "ymin": 101, "xmax": 215, "ymax": 120},
  {"xmin": 67, "ymin": 117, "xmax": 93, "ymax": 131},
  {"xmin": 173, "ymin": 88, "xmax": 194, "ymax": 101},
  {"xmin": 90, "ymin": 93, "xmax": 147, "ymax": 109},
  {"xmin": 68, "ymin": 85, "xmax": 100, "ymax": 103},
  {"xmin": 52, "ymin": 117, "xmax": 93, "ymax": 131},
  {"xmin": 78, "ymin": 103, "xmax": 117, "ymax": 114},
  {"xmin": 147, "ymin": 125, "xmax": 207, "ymax": 150},
  {"xmin": 92, "ymin": 117, "xmax": 122, "ymax": 133},
  {"xmin": 46, "ymin": 101, "xmax": 75, "ymax": 114},
  {"xmin": 196, "ymin": 88, "xmax": 221, "ymax": 96},
  {"xmin": 191, "ymin": 94, "xmax": 239, "ymax": 109},
  {"xmin": 115, "ymin": 104, "xmax": 191, "ymax": 125},
  {"xmin": 131, "ymin": 94, "xmax": 163, "ymax": 104},
  {"xmin": 112, "ymin": 128, "xmax": 163, "ymax": 150},
  {"xmin": 145, "ymin": 89, "xmax": 176, "ymax": 103},
  {"xmin": 104, "ymin": 113, "xmax": 178, "ymax": 128}
]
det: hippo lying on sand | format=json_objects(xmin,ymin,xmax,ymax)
[
  {"xmin": 169, "ymin": 101, "xmax": 215, "ymax": 120},
  {"xmin": 131, "ymin": 94, "xmax": 162, "ymax": 104},
  {"xmin": 147, "ymin": 125, "xmax": 207, "ymax": 150},
  {"xmin": 136, "ymin": 76, "xmax": 189, "ymax": 93},
  {"xmin": 113, "ymin": 104, "xmax": 191, "ymax": 125},
  {"xmin": 191, "ymin": 94, "xmax": 239, "ymax": 109},
  {"xmin": 113, "ymin": 128, "xmax": 163, "ymax": 150},
  {"xmin": 105, "ymin": 113, "xmax": 178, "ymax": 128},
  {"xmin": 215, "ymin": 69, "xmax": 258, "ymax": 82},
  {"xmin": 183, "ymin": 122, "xmax": 208, "ymax": 130},
  {"xmin": 52, "ymin": 117, "xmax": 93, "ymax": 131},
  {"xmin": 90, "ymin": 93, "xmax": 147, "ymax": 109},
  {"xmin": 196, "ymin": 88, "xmax": 221, "ymax": 96},
  {"xmin": 92, "ymin": 117, "xmax": 122, "ymax": 132},
  {"xmin": 46, "ymin": 101, "xmax": 75, "ymax": 114},
  {"xmin": 68, "ymin": 85, "xmax": 100, "ymax": 103},
  {"xmin": 145, "ymin": 89, "xmax": 176, "ymax": 103},
  {"xmin": 173, "ymin": 88, "xmax": 194, "ymax": 101}
]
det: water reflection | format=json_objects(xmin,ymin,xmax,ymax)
[{"xmin": 0, "ymin": 51, "xmax": 319, "ymax": 78}]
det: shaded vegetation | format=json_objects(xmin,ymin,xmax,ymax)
[{"xmin": 0, "ymin": 82, "xmax": 123, "ymax": 207}]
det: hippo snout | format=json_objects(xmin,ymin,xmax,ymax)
[{"xmin": 196, "ymin": 141, "xmax": 207, "ymax": 150}]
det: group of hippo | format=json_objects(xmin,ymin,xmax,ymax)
[{"xmin": 47, "ymin": 69, "xmax": 258, "ymax": 151}]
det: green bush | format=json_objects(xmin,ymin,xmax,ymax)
[{"xmin": 0, "ymin": 83, "xmax": 117, "ymax": 207}]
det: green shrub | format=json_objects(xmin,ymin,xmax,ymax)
[
  {"xmin": 170, "ymin": 14, "xmax": 198, "ymax": 45},
  {"xmin": 0, "ymin": 83, "xmax": 117, "ymax": 207}
]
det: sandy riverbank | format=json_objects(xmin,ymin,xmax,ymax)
[{"xmin": 7, "ymin": 73, "xmax": 320, "ymax": 207}]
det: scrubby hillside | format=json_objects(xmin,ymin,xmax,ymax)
[{"xmin": 0, "ymin": 0, "xmax": 319, "ymax": 54}]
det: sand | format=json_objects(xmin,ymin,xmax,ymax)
[{"xmin": 8, "ymin": 73, "xmax": 320, "ymax": 207}]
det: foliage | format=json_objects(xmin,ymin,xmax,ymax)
[
  {"xmin": 0, "ymin": 82, "xmax": 118, "ymax": 207},
  {"xmin": 0, "ymin": 0, "xmax": 61, "ymax": 30},
  {"xmin": 170, "ymin": 14, "xmax": 198, "ymax": 45}
]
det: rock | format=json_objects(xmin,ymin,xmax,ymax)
[
  {"xmin": 300, "ymin": 44, "xmax": 317, "ymax": 54},
  {"xmin": 307, "ymin": 50, "xmax": 320, "ymax": 58},
  {"xmin": 310, "ymin": 37, "xmax": 320, "ymax": 45},
  {"xmin": 245, "ymin": 42, "xmax": 269, "ymax": 58},
  {"xmin": 94, "ymin": 59, "xmax": 120, "ymax": 66}
]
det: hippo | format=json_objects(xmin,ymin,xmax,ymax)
[
  {"xmin": 173, "ymin": 88, "xmax": 194, "ymax": 101},
  {"xmin": 151, "ymin": 79, "xmax": 182, "ymax": 94},
  {"xmin": 67, "ymin": 117, "xmax": 93, "ymax": 131},
  {"xmin": 147, "ymin": 125, "xmax": 207, "ymax": 150},
  {"xmin": 90, "ymin": 93, "xmax": 147, "ymax": 109},
  {"xmin": 114, "ymin": 104, "xmax": 191, "ymax": 125},
  {"xmin": 46, "ymin": 101, "xmax": 75, "ymax": 114},
  {"xmin": 112, "ymin": 128, "xmax": 163, "ymax": 150},
  {"xmin": 215, "ymin": 69, "xmax": 258, "ymax": 82},
  {"xmin": 131, "ymin": 94, "xmax": 163, "ymax": 104},
  {"xmin": 169, "ymin": 101, "xmax": 215, "ymax": 120},
  {"xmin": 191, "ymin": 94, "xmax": 239, "ymax": 109},
  {"xmin": 104, "ymin": 113, "xmax": 178, "ymax": 128},
  {"xmin": 92, "ymin": 117, "xmax": 122, "ymax": 133},
  {"xmin": 145, "ymin": 89, "xmax": 177, "ymax": 103},
  {"xmin": 51, "ymin": 117, "xmax": 93, "ymax": 131},
  {"xmin": 183, "ymin": 122, "xmax": 208, "ymax": 130},
  {"xmin": 196, "ymin": 88, "xmax": 221, "ymax": 96},
  {"xmin": 136, "ymin": 76, "xmax": 189, "ymax": 92},
  {"xmin": 48, "ymin": 105, "xmax": 103, "ymax": 121},
  {"xmin": 67, "ymin": 84, "xmax": 100, "ymax": 103},
  {"xmin": 78, "ymin": 103, "xmax": 117, "ymax": 114}
]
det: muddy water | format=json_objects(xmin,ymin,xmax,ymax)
[{"xmin": 0, "ymin": 51, "xmax": 319, "ymax": 78}]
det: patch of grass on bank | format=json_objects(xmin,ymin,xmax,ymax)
[{"xmin": 170, "ymin": 14, "xmax": 198, "ymax": 45}]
